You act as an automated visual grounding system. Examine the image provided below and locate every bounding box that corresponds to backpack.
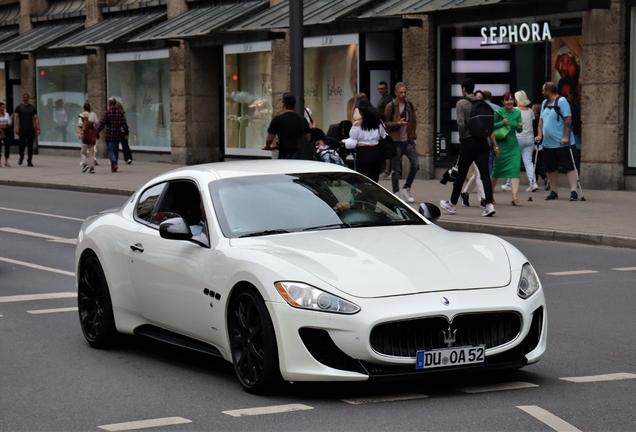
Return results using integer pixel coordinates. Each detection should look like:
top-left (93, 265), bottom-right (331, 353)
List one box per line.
top-left (465, 97), bottom-right (494, 138)
top-left (542, 97), bottom-right (564, 122)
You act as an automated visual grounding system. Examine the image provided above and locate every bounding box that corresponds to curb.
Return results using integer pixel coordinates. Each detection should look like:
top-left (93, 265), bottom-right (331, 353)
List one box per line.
top-left (0, 180), bottom-right (134, 196)
top-left (436, 220), bottom-right (636, 250)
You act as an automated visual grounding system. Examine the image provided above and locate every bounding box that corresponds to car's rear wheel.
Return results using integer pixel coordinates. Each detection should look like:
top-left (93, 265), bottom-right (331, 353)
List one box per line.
top-left (77, 256), bottom-right (118, 348)
top-left (228, 287), bottom-right (281, 394)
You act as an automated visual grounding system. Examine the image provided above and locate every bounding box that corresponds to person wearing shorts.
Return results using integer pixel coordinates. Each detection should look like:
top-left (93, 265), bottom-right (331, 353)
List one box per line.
top-left (535, 82), bottom-right (579, 201)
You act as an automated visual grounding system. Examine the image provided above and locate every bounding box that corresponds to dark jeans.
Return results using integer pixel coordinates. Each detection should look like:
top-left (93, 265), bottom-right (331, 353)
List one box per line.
top-left (120, 139), bottom-right (132, 162)
top-left (391, 141), bottom-right (418, 192)
top-left (107, 141), bottom-right (119, 165)
top-left (451, 137), bottom-right (494, 206)
top-left (18, 129), bottom-right (36, 163)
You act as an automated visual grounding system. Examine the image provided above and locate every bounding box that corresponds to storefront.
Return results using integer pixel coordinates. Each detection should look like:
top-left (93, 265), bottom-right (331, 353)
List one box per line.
top-left (223, 34), bottom-right (359, 157)
top-left (437, 16), bottom-right (583, 164)
top-left (627, 3), bottom-right (636, 173)
top-left (107, 50), bottom-right (171, 151)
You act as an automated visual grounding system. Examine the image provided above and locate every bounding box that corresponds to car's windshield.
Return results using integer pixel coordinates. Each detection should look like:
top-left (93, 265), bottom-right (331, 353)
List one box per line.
top-left (209, 172), bottom-right (426, 238)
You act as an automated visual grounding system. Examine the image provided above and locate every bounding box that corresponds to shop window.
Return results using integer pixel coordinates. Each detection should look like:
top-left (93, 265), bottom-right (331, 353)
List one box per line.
top-left (107, 50), bottom-right (170, 151)
top-left (0, 62), bottom-right (5, 105)
top-left (224, 42), bottom-right (272, 155)
top-left (628, 7), bottom-right (636, 168)
top-left (36, 57), bottom-right (87, 147)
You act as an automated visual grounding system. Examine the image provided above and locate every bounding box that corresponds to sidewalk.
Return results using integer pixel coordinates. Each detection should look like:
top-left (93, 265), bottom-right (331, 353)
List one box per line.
top-left (1, 154), bottom-right (635, 249)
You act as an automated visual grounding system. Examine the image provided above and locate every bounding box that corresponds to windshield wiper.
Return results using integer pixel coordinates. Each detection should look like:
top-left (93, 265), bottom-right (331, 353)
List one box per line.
top-left (347, 220), bottom-right (423, 228)
top-left (302, 223), bottom-right (351, 231)
top-left (239, 229), bottom-right (290, 238)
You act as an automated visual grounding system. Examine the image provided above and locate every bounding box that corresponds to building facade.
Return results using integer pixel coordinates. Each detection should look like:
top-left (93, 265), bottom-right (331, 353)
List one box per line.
top-left (0, 0), bottom-right (633, 190)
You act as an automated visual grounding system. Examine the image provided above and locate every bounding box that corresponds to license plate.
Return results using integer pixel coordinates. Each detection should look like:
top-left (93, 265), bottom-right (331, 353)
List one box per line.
top-left (416, 346), bottom-right (485, 370)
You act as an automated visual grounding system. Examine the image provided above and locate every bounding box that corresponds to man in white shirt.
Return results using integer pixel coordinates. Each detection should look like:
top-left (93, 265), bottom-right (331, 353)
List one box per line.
top-left (0, 102), bottom-right (12, 167)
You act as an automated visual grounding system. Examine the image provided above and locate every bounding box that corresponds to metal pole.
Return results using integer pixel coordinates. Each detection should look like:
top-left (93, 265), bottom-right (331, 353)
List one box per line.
top-left (289, 0), bottom-right (304, 116)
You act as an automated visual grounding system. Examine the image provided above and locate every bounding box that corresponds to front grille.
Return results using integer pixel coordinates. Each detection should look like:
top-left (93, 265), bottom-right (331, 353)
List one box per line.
top-left (370, 312), bottom-right (521, 358)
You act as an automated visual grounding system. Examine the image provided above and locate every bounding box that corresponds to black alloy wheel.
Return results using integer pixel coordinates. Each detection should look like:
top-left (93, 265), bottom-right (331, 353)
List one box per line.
top-left (228, 287), bottom-right (281, 394)
top-left (77, 256), bottom-right (118, 348)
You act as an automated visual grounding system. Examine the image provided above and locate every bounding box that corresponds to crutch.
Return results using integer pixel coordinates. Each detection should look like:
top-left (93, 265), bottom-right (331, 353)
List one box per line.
top-left (567, 123), bottom-right (586, 201)
top-left (528, 144), bottom-right (540, 202)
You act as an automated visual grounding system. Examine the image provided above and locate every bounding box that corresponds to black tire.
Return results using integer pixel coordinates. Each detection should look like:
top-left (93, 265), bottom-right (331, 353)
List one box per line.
top-left (77, 256), bottom-right (118, 348)
top-left (228, 287), bottom-right (282, 394)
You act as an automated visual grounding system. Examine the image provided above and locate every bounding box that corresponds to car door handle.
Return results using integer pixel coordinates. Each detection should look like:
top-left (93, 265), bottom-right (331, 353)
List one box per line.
top-left (130, 243), bottom-right (144, 253)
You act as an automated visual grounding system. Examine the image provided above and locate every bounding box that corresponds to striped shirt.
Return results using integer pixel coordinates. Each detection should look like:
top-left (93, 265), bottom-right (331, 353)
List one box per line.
top-left (97, 107), bottom-right (129, 142)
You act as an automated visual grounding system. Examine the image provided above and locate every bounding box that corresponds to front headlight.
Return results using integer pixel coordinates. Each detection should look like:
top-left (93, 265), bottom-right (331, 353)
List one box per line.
top-left (275, 282), bottom-right (360, 314)
top-left (518, 263), bottom-right (540, 299)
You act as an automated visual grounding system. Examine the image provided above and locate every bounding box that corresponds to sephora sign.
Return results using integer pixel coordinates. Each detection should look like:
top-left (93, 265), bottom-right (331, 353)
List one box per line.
top-left (481, 22), bottom-right (552, 45)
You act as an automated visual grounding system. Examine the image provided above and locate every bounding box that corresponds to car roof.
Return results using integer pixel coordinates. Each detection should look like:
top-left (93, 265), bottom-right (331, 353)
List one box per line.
top-left (156, 160), bottom-right (353, 182)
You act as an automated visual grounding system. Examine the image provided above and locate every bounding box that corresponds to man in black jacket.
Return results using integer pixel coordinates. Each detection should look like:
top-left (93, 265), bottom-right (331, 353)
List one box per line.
top-left (263, 93), bottom-right (310, 159)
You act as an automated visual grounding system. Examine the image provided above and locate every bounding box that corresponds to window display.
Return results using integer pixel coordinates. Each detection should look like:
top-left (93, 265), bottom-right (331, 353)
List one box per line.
top-left (36, 57), bottom-right (87, 147)
top-left (107, 50), bottom-right (170, 150)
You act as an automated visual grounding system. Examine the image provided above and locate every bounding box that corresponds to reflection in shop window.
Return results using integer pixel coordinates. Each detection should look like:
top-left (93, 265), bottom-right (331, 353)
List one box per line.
top-left (225, 51), bottom-right (272, 151)
top-left (107, 50), bottom-right (170, 150)
top-left (36, 58), bottom-right (87, 146)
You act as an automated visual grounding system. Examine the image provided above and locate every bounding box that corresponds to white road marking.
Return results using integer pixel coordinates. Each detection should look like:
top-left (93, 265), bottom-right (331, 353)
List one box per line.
top-left (0, 227), bottom-right (63, 240)
top-left (517, 405), bottom-right (581, 432)
top-left (222, 403), bottom-right (314, 417)
top-left (27, 307), bottom-right (78, 315)
top-left (546, 270), bottom-right (599, 276)
top-left (456, 381), bottom-right (539, 393)
top-left (0, 257), bottom-right (74, 277)
top-left (98, 417), bottom-right (192, 431)
top-left (560, 372), bottom-right (636, 383)
top-left (341, 393), bottom-right (428, 404)
top-left (612, 267), bottom-right (636, 272)
top-left (0, 293), bottom-right (77, 303)
top-left (0, 206), bottom-right (85, 222)
top-left (48, 238), bottom-right (78, 245)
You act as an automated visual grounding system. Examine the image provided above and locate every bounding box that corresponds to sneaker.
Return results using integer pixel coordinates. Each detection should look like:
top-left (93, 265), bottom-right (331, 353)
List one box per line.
top-left (27, 162), bottom-right (34, 167)
top-left (379, 171), bottom-right (389, 179)
top-left (544, 178), bottom-right (550, 190)
top-left (501, 184), bottom-right (512, 192)
top-left (386, 170), bottom-right (393, 180)
top-left (460, 192), bottom-right (470, 207)
top-left (570, 190), bottom-right (578, 201)
top-left (94, 160), bottom-right (99, 166)
top-left (126, 159), bottom-right (132, 165)
top-left (526, 182), bottom-right (539, 192)
top-left (482, 203), bottom-right (496, 217)
top-left (111, 163), bottom-right (118, 173)
top-left (545, 191), bottom-right (559, 200)
top-left (18, 157), bottom-right (23, 165)
top-left (82, 163), bottom-right (89, 172)
top-left (480, 199), bottom-right (486, 209)
top-left (402, 187), bottom-right (414, 203)
top-left (393, 191), bottom-right (399, 197)
top-left (89, 168), bottom-right (95, 174)
top-left (440, 200), bottom-right (457, 214)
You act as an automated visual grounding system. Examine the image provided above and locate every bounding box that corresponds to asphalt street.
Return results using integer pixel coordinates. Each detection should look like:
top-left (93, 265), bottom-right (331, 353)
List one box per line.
top-left (1, 185), bottom-right (635, 431)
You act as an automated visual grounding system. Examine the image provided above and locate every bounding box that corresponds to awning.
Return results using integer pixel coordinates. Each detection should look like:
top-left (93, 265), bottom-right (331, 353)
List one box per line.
top-left (0, 28), bottom-right (19, 45)
top-left (230, 0), bottom-right (376, 31)
top-left (129, 1), bottom-right (268, 42)
top-left (49, 13), bottom-right (166, 48)
top-left (0, 23), bottom-right (84, 53)
top-left (360, 0), bottom-right (503, 17)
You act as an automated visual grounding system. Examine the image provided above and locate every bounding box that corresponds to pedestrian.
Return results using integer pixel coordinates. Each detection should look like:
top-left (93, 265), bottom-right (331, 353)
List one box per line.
top-left (536, 82), bottom-right (579, 201)
top-left (532, 103), bottom-right (549, 190)
top-left (460, 163), bottom-right (486, 208)
top-left (376, 82), bottom-right (393, 180)
top-left (312, 128), bottom-right (343, 165)
top-left (344, 98), bottom-right (385, 182)
top-left (0, 102), bottom-right (13, 167)
top-left (440, 78), bottom-right (496, 217)
top-left (491, 92), bottom-right (524, 206)
top-left (78, 103), bottom-right (99, 166)
top-left (115, 101), bottom-right (133, 164)
top-left (515, 90), bottom-right (538, 192)
top-left (350, 93), bottom-right (368, 126)
top-left (566, 90), bottom-right (582, 170)
top-left (303, 106), bottom-right (317, 129)
top-left (383, 82), bottom-right (418, 203)
top-left (97, 97), bottom-right (129, 173)
top-left (480, 90), bottom-right (501, 182)
top-left (14, 93), bottom-right (40, 167)
top-left (263, 92), bottom-right (310, 159)
top-left (78, 112), bottom-right (98, 173)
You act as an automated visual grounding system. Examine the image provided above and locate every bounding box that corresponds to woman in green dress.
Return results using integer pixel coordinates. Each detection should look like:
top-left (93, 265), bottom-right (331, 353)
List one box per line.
top-left (491, 92), bottom-right (524, 206)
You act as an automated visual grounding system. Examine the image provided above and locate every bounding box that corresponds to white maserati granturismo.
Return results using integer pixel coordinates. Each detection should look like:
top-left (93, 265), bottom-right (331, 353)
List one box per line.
top-left (75, 160), bottom-right (546, 394)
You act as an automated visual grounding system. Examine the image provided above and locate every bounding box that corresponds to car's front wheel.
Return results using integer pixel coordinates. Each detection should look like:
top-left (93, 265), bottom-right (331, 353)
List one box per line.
top-left (77, 256), bottom-right (118, 348)
top-left (228, 287), bottom-right (282, 394)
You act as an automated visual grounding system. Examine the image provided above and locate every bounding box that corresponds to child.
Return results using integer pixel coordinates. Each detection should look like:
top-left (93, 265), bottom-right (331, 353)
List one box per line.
top-left (78, 112), bottom-right (99, 173)
top-left (311, 128), bottom-right (344, 165)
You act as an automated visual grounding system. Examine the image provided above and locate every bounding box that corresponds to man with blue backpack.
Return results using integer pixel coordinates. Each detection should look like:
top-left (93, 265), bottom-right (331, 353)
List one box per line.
top-left (441, 78), bottom-right (497, 217)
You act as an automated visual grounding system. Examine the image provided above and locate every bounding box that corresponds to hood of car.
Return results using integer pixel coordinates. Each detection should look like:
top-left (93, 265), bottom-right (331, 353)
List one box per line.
top-left (231, 226), bottom-right (511, 298)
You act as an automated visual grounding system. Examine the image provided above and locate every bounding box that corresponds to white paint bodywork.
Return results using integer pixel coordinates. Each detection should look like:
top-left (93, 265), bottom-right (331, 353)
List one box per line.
top-left (76, 160), bottom-right (547, 382)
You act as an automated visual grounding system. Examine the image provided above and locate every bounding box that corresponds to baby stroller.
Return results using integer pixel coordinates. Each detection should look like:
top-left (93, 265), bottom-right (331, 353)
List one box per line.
top-left (310, 128), bottom-right (345, 166)
top-left (326, 120), bottom-right (354, 169)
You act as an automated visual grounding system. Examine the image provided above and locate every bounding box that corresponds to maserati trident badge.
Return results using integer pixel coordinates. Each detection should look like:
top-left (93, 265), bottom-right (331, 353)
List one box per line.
top-left (442, 326), bottom-right (457, 347)
top-left (441, 296), bottom-right (450, 306)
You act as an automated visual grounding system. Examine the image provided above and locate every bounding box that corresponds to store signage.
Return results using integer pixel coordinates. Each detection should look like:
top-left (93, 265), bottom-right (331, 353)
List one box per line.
top-left (481, 22), bottom-right (552, 45)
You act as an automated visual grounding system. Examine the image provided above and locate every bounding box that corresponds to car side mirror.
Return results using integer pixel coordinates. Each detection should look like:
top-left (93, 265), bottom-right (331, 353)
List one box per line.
top-left (418, 202), bottom-right (441, 223)
top-left (159, 217), bottom-right (192, 240)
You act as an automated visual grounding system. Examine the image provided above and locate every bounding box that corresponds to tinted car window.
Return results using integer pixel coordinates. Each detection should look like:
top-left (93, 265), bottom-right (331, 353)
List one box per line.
top-left (135, 183), bottom-right (167, 224)
top-left (209, 172), bottom-right (425, 238)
